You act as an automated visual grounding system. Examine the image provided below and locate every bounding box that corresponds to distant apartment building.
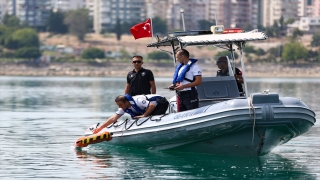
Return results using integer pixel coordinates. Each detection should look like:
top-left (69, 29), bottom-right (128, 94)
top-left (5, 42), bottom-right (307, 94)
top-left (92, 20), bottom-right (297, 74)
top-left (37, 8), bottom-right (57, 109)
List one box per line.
top-left (298, 0), bottom-right (320, 17)
top-left (229, 0), bottom-right (252, 28)
top-left (0, 0), bottom-right (9, 22)
top-left (315, 0), bottom-right (320, 17)
top-left (84, 0), bottom-right (94, 17)
top-left (262, 0), bottom-right (300, 27)
top-left (306, 0), bottom-right (320, 17)
top-left (251, 0), bottom-right (261, 29)
top-left (6, 0), bottom-right (51, 28)
top-left (300, 17), bottom-right (320, 32)
top-left (206, 0), bottom-right (260, 30)
top-left (51, 0), bottom-right (85, 12)
top-left (166, 0), bottom-right (207, 31)
top-left (145, 0), bottom-right (169, 20)
top-left (93, 0), bottom-right (146, 33)
top-left (298, 0), bottom-right (307, 17)
top-left (206, 0), bottom-right (227, 27)
top-left (288, 17), bottom-right (320, 34)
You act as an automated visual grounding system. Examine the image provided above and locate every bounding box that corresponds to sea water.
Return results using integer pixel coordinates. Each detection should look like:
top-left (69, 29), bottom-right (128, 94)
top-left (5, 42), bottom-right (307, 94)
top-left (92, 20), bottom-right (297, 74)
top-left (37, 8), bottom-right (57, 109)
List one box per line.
top-left (0, 76), bottom-right (319, 179)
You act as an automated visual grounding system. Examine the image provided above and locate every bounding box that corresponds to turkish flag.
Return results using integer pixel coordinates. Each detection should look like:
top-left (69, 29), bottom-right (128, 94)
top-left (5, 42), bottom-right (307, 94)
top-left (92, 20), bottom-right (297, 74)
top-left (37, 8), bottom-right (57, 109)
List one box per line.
top-left (130, 19), bottom-right (152, 39)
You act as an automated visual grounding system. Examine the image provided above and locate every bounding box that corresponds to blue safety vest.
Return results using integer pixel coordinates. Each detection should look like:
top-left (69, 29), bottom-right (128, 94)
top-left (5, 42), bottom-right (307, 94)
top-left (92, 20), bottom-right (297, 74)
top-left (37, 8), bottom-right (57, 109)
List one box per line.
top-left (172, 58), bottom-right (198, 84)
top-left (124, 94), bottom-right (162, 118)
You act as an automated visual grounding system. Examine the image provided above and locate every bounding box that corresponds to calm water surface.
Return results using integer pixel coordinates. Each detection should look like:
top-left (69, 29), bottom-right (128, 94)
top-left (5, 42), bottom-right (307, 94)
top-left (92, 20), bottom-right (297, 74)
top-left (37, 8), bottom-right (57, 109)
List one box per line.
top-left (0, 76), bottom-right (319, 179)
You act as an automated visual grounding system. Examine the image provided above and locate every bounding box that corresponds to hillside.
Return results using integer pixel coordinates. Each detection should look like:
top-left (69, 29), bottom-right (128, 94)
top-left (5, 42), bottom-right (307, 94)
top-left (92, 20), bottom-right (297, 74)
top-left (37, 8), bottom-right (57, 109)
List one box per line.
top-left (39, 32), bottom-right (314, 61)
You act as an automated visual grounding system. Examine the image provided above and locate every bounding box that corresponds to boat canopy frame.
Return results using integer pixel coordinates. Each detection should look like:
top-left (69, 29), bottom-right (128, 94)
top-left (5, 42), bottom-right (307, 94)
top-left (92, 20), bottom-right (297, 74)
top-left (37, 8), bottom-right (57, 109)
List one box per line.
top-left (147, 30), bottom-right (268, 98)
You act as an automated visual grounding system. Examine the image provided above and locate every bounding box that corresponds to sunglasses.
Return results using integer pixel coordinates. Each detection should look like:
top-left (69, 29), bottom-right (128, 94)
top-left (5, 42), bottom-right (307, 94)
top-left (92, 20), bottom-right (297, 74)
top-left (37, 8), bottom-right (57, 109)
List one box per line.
top-left (216, 61), bottom-right (226, 65)
top-left (132, 61), bottom-right (142, 64)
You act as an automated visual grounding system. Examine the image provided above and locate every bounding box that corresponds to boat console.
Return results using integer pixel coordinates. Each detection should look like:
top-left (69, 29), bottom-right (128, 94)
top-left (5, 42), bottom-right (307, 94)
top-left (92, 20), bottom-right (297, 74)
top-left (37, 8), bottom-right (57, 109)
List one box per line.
top-left (197, 76), bottom-right (242, 107)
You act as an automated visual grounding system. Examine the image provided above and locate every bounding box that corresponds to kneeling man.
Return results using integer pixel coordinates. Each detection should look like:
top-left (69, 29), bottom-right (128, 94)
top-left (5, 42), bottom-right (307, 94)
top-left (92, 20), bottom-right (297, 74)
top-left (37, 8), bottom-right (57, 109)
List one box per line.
top-left (93, 94), bottom-right (169, 134)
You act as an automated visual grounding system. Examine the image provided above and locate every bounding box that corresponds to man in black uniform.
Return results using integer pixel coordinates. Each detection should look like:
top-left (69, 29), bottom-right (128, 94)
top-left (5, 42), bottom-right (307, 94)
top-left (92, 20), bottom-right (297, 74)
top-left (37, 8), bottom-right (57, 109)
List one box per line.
top-left (125, 55), bottom-right (156, 96)
top-left (216, 56), bottom-right (244, 93)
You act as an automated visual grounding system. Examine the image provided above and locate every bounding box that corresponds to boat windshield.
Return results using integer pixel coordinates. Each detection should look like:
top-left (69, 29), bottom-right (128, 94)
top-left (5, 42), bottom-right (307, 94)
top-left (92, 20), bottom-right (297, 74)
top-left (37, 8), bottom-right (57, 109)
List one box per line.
top-left (214, 55), bottom-right (235, 77)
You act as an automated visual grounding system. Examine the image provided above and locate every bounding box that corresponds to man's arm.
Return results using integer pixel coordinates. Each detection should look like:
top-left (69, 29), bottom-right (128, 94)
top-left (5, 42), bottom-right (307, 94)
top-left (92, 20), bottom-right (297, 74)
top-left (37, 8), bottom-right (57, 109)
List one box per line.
top-left (150, 81), bottom-right (156, 94)
top-left (124, 84), bottom-right (130, 94)
top-left (175, 76), bottom-right (202, 91)
top-left (93, 114), bottom-right (121, 134)
top-left (134, 103), bottom-right (157, 118)
top-left (234, 68), bottom-right (244, 84)
top-left (148, 70), bottom-right (156, 94)
top-left (234, 74), bottom-right (244, 84)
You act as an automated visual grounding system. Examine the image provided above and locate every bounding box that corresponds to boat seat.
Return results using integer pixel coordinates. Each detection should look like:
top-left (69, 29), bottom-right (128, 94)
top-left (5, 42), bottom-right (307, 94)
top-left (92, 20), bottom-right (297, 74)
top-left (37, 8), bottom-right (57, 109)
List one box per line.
top-left (196, 76), bottom-right (241, 107)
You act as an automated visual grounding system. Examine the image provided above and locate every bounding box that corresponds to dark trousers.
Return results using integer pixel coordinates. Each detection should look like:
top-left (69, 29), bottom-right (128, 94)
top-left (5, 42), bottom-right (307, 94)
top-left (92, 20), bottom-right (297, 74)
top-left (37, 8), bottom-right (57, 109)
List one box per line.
top-left (177, 90), bottom-right (199, 112)
top-left (150, 97), bottom-right (169, 115)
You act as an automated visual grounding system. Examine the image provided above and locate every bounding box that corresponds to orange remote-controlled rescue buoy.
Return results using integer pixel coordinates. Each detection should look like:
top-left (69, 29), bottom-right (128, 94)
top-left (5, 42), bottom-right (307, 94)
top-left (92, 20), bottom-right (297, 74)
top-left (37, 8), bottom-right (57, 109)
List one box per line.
top-left (75, 131), bottom-right (112, 147)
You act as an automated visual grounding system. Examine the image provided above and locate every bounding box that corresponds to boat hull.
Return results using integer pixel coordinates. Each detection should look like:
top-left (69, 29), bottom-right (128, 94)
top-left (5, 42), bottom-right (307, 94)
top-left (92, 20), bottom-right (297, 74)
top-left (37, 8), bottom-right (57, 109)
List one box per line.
top-left (90, 97), bottom-right (316, 156)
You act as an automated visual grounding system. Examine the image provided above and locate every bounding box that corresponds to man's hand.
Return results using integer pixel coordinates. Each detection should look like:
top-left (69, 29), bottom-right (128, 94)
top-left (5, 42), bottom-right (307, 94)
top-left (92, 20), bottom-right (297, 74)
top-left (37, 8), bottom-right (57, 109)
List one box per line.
top-left (168, 84), bottom-right (176, 91)
top-left (134, 115), bottom-right (146, 119)
top-left (174, 83), bottom-right (184, 91)
top-left (92, 128), bottom-right (101, 134)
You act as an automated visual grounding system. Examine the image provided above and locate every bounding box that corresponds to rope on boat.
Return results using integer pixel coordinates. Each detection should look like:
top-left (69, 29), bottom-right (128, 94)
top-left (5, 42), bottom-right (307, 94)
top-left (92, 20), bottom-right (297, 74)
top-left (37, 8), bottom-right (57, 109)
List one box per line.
top-left (249, 97), bottom-right (265, 149)
top-left (150, 113), bottom-right (169, 121)
top-left (136, 116), bottom-right (152, 126)
top-left (105, 113), bottom-right (169, 130)
top-left (249, 98), bottom-right (256, 147)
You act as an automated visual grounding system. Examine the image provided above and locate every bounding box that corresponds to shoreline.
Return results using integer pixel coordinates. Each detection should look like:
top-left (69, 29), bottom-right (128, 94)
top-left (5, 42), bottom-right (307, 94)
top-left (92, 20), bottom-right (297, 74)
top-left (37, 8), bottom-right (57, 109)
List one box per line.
top-left (1, 61), bottom-right (320, 78)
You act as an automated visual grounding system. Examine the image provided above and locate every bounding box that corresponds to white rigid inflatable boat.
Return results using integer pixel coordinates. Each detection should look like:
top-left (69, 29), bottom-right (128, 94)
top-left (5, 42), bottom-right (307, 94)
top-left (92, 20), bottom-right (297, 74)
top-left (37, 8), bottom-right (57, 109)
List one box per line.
top-left (80, 27), bottom-right (316, 156)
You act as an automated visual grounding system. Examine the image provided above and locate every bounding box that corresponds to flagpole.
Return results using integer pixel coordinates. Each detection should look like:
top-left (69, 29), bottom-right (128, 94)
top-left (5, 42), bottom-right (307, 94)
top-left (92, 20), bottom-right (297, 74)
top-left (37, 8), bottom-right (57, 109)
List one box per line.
top-left (150, 17), bottom-right (154, 43)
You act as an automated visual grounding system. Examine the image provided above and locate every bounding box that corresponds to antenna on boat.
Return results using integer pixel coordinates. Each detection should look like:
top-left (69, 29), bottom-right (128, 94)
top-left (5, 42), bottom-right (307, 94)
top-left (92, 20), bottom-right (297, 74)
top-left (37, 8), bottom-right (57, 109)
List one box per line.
top-left (180, 8), bottom-right (186, 31)
top-left (214, 11), bottom-right (217, 25)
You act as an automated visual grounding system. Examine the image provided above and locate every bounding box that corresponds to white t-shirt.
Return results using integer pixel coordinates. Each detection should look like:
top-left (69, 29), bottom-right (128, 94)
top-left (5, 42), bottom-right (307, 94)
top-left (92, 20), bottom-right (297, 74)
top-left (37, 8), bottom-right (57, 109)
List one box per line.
top-left (116, 94), bottom-right (159, 116)
top-left (177, 63), bottom-right (202, 91)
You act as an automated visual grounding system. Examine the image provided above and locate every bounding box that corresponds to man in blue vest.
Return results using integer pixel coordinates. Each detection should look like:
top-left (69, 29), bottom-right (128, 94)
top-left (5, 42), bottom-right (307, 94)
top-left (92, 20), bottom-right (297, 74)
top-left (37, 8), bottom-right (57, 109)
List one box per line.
top-left (168, 49), bottom-right (202, 112)
top-left (93, 94), bottom-right (168, 134)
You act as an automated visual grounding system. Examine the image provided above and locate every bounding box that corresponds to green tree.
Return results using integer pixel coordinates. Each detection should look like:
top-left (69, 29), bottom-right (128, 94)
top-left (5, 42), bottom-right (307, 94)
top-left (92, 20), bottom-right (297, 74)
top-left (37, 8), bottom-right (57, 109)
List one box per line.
top-left (121, 21), bottom-right (134, 34)
top-left (279, 16), bottom-right (286, 36)
top-left (119, 47), bottom-right (131, 59)
top-left (215, 51), bottom-right (239, 59)
top-left (257, 24), bottom-right (265, 31)
top-left (4, 28), bottom-right (39, 49)
top-left (265, 27), bottom-right (274, 37)
top-left (256, 48), bottom-right (266, 56)
top-left (272, 20), bottom-right (280, 37)
top-left (307, 50), bottom-right (319, 62)
top-left (15, 47), bottom-right (41, 58)
top-left (285, 18), bottom-right (295, 25)
top-left (242, 23), bottom-right (253, 32)
top-left (64, 9), bottom-right (90, 41)
top-left (81, 47), bottom-right (105, 59)
top-left (268, 46), bottom-right (280, 58)
top-left (282, 42), bottom-right (308, 63)
top-left (0, 25), bottom-right (11, 45)
top-left (114, 18), bottom-right (122, 41)
top-left (244, 45), bottom-right (256, 54)
top-left (2, 14), bottom-right (20, 28)
top-left (289, 28), bottom-right (304, 42)
top-left (147, 51), bottom-right (171, 61)
top-left (152, 17), bottom-right (167, 35)
top-left (47, 11), bottom-right (68, 34)
top-left (311, 31), bottom-right (320, 47)
top-left (198, 20), bottom-right (215, 31)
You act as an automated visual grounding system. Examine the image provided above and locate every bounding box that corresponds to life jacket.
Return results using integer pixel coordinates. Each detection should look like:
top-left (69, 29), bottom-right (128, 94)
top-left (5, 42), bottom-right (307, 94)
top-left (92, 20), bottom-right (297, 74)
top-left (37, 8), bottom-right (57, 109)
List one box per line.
top-left (124, 94), bottom-right (162, 118)
top-left (172, 58), bottom-right (198, 84)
